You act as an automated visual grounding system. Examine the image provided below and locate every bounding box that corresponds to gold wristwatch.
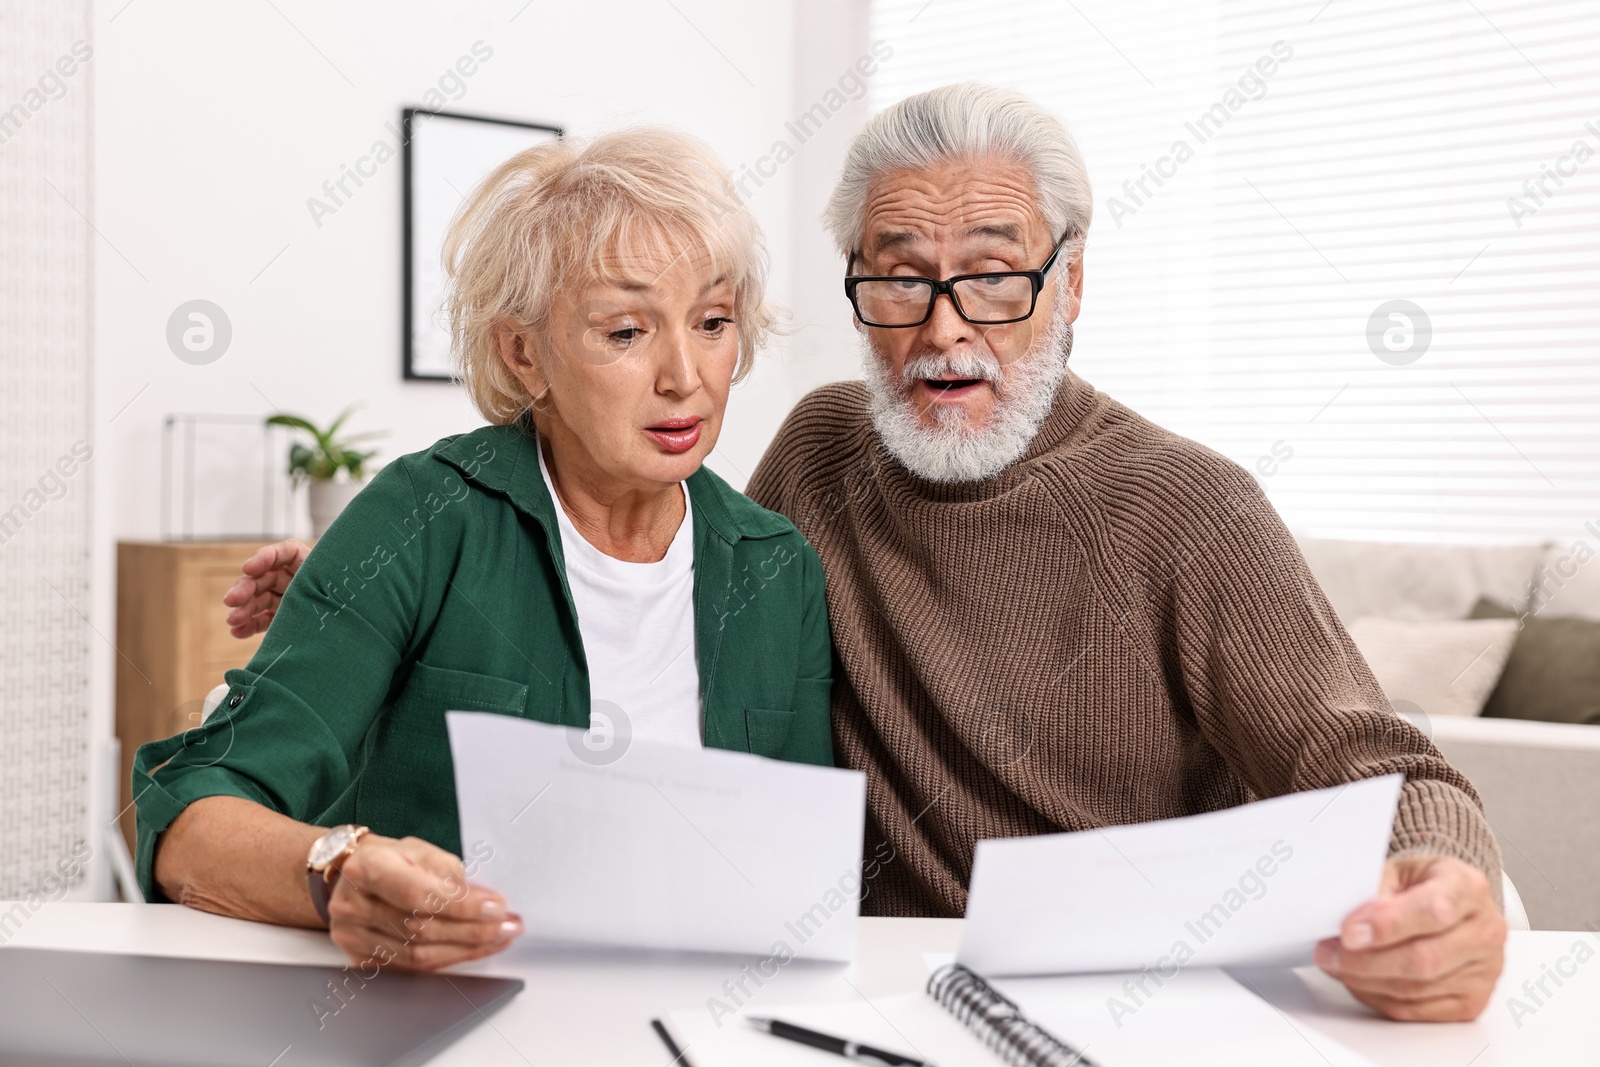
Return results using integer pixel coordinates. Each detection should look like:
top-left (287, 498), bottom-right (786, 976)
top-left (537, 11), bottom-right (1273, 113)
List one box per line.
top-left (306, 824), bottom-right (369, 925)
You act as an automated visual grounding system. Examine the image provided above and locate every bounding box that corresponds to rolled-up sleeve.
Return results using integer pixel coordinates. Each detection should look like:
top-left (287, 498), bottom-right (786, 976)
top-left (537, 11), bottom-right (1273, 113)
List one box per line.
top-left (132, 460), bottom-right (430, 901)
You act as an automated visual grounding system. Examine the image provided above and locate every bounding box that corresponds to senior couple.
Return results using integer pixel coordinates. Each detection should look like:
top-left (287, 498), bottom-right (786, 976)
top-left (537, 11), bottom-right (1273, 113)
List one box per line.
top-left (135, 83), bottom-right (1506, 1021)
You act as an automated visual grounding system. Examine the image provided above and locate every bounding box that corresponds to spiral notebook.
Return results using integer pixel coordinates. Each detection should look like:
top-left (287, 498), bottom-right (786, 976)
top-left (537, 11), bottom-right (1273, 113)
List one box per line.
top-left (925, 963), bottom-right (1096, 1065)
top-left (659, 961), bottom-right (1376, 1067)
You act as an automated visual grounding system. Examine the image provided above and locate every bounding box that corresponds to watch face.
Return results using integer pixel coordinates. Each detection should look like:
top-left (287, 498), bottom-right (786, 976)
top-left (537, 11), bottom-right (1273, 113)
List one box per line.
top-left (309, 825), bottom-right (356, 868)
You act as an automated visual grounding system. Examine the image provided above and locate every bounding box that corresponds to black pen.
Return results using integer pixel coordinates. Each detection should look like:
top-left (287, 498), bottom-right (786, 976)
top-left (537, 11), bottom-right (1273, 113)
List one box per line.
top-left (650, 1018), bottom-right (695, 1067)
top-left (747, 1016), bottom-right (934, 1067)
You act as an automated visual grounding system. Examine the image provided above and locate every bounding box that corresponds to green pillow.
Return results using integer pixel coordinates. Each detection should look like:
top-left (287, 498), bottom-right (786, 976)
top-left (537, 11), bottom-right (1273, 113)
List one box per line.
top-left (1469, 598), bottom-right (1600, 725)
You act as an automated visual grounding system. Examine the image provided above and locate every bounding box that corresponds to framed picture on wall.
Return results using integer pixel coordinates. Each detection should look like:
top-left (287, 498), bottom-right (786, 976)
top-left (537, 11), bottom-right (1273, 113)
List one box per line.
top-left (403, 108), bottom-right (562, 381)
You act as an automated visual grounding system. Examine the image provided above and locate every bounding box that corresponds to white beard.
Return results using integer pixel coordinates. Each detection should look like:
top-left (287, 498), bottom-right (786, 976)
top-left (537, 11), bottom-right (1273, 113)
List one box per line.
top-left (860, 305), bottom-right (1074, 484)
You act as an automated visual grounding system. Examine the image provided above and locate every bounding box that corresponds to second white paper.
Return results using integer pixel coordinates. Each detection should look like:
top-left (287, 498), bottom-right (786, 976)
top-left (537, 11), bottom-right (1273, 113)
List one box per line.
top-left (447, 711), bottom-right (867, 961)
top-left (959, 774), bottom-right (1403, 976)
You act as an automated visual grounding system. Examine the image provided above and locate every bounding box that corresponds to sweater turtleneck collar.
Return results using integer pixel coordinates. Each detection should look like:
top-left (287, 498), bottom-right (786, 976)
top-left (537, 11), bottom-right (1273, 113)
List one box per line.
top-left (870, 368), bottom-right (1103, 505)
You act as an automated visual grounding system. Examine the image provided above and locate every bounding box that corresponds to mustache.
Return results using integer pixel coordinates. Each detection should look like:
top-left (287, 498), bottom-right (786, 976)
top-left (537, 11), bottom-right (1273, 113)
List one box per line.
top-left (900, 350), bottom-right (1004, 384)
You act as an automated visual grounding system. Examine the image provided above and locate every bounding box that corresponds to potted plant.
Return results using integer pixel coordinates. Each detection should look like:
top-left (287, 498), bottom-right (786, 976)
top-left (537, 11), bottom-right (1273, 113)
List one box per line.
top-left (266, 406), bottom-right (385, 537)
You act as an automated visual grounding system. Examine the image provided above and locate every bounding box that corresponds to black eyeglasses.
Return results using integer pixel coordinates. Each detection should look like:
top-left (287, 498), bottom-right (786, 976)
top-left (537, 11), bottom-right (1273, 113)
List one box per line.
top-left (843, 232), bottom-right (1077, 328)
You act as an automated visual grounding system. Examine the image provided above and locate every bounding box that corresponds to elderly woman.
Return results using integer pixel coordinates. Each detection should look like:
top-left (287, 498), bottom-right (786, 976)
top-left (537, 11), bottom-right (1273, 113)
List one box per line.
top-left (135, 129), bottom-right (832, 972)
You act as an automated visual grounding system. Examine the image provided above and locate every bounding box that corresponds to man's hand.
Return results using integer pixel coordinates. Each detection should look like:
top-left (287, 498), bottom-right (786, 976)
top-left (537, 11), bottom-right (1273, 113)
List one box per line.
top-left (326, 835), bottom-right (521, 972)
top-left (1315, 855), bottom-right (1506, 1021)
top-left (223, 539), bottom-right (311, 638)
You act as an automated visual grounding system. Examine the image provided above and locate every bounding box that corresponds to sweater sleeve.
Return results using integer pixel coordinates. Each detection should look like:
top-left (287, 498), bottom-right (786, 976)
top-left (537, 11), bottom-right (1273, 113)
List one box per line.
top-left (130, 459), bottom-right (431, 901)
top-left (1160, 458), bottom-right (1503, 902)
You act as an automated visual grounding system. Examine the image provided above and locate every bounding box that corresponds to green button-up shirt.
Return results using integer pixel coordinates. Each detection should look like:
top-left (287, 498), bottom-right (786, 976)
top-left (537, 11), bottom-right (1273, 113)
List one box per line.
top-left (132, 423), bottom-right (834, 902)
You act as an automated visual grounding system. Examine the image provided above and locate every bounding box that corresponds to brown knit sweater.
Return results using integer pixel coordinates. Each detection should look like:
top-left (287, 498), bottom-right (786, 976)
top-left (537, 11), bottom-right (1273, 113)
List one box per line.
top-left (746, 372), bottom-right (1502, 918)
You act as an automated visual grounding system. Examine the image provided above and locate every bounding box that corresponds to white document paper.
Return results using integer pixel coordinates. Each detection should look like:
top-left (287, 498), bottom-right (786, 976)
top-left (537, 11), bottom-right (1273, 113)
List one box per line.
top-left (959, 775), bottom-right (1403, 976)
top-left (446, 711), bottom-right (867, 961)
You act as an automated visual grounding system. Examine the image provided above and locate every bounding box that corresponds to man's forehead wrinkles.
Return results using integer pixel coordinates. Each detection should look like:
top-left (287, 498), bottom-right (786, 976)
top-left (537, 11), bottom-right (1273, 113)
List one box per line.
top-left (865, 192), bottom-right (1036, 222)
top-left (865, 165), bottom-right (1036, 206)
top-left (862, 180), bottom-right (1043, 255)
top-left (865, 212), bottom-right (1035, 256)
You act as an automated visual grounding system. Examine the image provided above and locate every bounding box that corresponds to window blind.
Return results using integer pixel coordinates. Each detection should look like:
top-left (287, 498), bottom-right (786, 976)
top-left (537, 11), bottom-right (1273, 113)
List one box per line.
top-left (869, 0), bottom-right (1600, 544)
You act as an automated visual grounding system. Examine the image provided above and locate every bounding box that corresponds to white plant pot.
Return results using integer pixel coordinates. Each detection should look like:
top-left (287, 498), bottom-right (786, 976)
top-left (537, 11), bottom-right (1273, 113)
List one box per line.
top-left (308, 478), bottom-right (366, 538)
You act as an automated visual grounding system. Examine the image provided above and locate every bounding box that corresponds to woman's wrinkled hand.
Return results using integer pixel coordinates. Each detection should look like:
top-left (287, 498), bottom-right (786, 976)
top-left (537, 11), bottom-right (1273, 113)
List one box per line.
top-left (325, 834), bottom-right (522, 973)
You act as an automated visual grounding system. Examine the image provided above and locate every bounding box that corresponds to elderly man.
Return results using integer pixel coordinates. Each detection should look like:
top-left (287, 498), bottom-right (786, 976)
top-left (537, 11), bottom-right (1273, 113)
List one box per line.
top-left (226, 84), bottom-right (1504, 1022)
top-left (744, 83), bottom-right (1505, 1023)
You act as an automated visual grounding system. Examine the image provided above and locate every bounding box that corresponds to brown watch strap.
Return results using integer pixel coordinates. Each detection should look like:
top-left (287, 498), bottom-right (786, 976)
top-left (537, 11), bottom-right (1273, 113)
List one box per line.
top-left (306, 826), bottom-right (367, 926)
top-left (308, 864), bottom-right (334, 926)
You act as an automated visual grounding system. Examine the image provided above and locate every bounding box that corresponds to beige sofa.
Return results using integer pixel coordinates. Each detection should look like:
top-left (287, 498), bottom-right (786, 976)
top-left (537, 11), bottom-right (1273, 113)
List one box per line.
top-left (1296, 534), bottom-right (1600, 931)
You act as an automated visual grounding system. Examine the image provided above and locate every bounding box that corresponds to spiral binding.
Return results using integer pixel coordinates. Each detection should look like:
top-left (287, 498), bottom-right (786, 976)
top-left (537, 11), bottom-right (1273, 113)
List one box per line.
top-left (926, 963), bottom-right (1097, 1067)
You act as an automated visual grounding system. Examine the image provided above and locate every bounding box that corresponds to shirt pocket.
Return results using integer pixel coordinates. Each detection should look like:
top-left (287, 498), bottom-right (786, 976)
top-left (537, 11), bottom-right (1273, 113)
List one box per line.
top-left (401, 661), bottom-right (529, 715)
top-left (744, 705), bottom-right (796, 758)
top-left (354, 663), bottom-right (530, 848)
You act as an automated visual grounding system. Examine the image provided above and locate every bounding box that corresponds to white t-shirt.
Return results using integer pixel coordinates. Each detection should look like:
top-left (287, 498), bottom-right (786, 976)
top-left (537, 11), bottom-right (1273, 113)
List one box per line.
top-left (537, 446), bottom-right (702, 748)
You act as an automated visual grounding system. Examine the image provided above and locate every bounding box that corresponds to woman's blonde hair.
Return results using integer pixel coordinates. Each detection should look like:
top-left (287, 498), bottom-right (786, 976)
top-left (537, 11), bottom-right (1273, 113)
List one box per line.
top-left (442, 127), bottom-right (775, 424)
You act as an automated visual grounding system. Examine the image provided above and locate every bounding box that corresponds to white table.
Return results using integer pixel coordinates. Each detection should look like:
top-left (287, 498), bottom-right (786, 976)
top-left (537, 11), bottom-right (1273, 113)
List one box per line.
top-left (3, 903), bottom-right (1595, 1065)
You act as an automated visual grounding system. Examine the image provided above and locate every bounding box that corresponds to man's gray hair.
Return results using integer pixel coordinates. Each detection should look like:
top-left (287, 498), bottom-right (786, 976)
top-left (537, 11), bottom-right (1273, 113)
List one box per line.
top-left (823, 83), bottom-right (1093, 258)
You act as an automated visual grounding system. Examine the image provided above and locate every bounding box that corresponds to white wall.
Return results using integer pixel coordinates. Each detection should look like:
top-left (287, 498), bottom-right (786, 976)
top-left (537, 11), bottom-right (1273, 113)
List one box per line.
top-left (86, 0), bottom-right (880, 897)
top-left (785, 0), bottom-right (877, 395)
top-left (95, 0), bottom-right (837, 544)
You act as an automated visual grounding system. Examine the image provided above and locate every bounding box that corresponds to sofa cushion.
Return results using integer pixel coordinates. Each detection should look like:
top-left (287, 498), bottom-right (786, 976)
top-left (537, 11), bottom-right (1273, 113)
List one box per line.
top-left (1346, 616), bottom-right (1520, 718)
top-left (1528, 538), bottom-right (1600, 621)
top-left (1469, 598), bottom-right (1600, 725)
top-left (1295, 536), bottom-right (1548, 623)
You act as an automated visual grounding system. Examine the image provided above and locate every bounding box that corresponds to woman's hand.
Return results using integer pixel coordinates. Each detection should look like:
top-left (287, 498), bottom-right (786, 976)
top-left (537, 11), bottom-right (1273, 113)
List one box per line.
top-left (326, 834), bottom-right (522, 972)
top-left (223, 539), bottom-right (311, 637)
top-left (154, 799), bottom-right (516, 972)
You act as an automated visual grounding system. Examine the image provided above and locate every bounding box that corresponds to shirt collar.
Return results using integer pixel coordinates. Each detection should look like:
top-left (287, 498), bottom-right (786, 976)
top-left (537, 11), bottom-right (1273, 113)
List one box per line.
top-left (435, 420), bottom-right (792, 545)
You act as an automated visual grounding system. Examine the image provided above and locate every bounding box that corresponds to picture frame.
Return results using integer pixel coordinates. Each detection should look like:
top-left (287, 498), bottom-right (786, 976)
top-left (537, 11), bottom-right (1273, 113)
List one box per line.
top-left (402, 108), bottom-right (563, 381)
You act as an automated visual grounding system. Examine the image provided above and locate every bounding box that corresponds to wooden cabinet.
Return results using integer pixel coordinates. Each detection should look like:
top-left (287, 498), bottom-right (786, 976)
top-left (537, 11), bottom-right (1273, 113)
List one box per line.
top-left (114, 540), bottom-right (275, 851)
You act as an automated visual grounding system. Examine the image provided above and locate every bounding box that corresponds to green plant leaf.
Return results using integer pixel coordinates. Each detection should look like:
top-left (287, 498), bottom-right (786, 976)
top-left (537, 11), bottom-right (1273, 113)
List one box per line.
top-left (269, 406), bottom-right (383, 481)
top-left (343, 448), bottom-right (378, 480)
top-left (285, 442), bottom-right (315, 486)
top-left (265, 414), bottom-right (320, 435)
top-left (324, 404), bottom-right (359, 441)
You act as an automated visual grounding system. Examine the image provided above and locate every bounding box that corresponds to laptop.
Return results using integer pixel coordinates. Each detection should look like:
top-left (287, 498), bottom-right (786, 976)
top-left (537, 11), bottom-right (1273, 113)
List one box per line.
top-left (0, 947), bottom-right (524, 1066)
